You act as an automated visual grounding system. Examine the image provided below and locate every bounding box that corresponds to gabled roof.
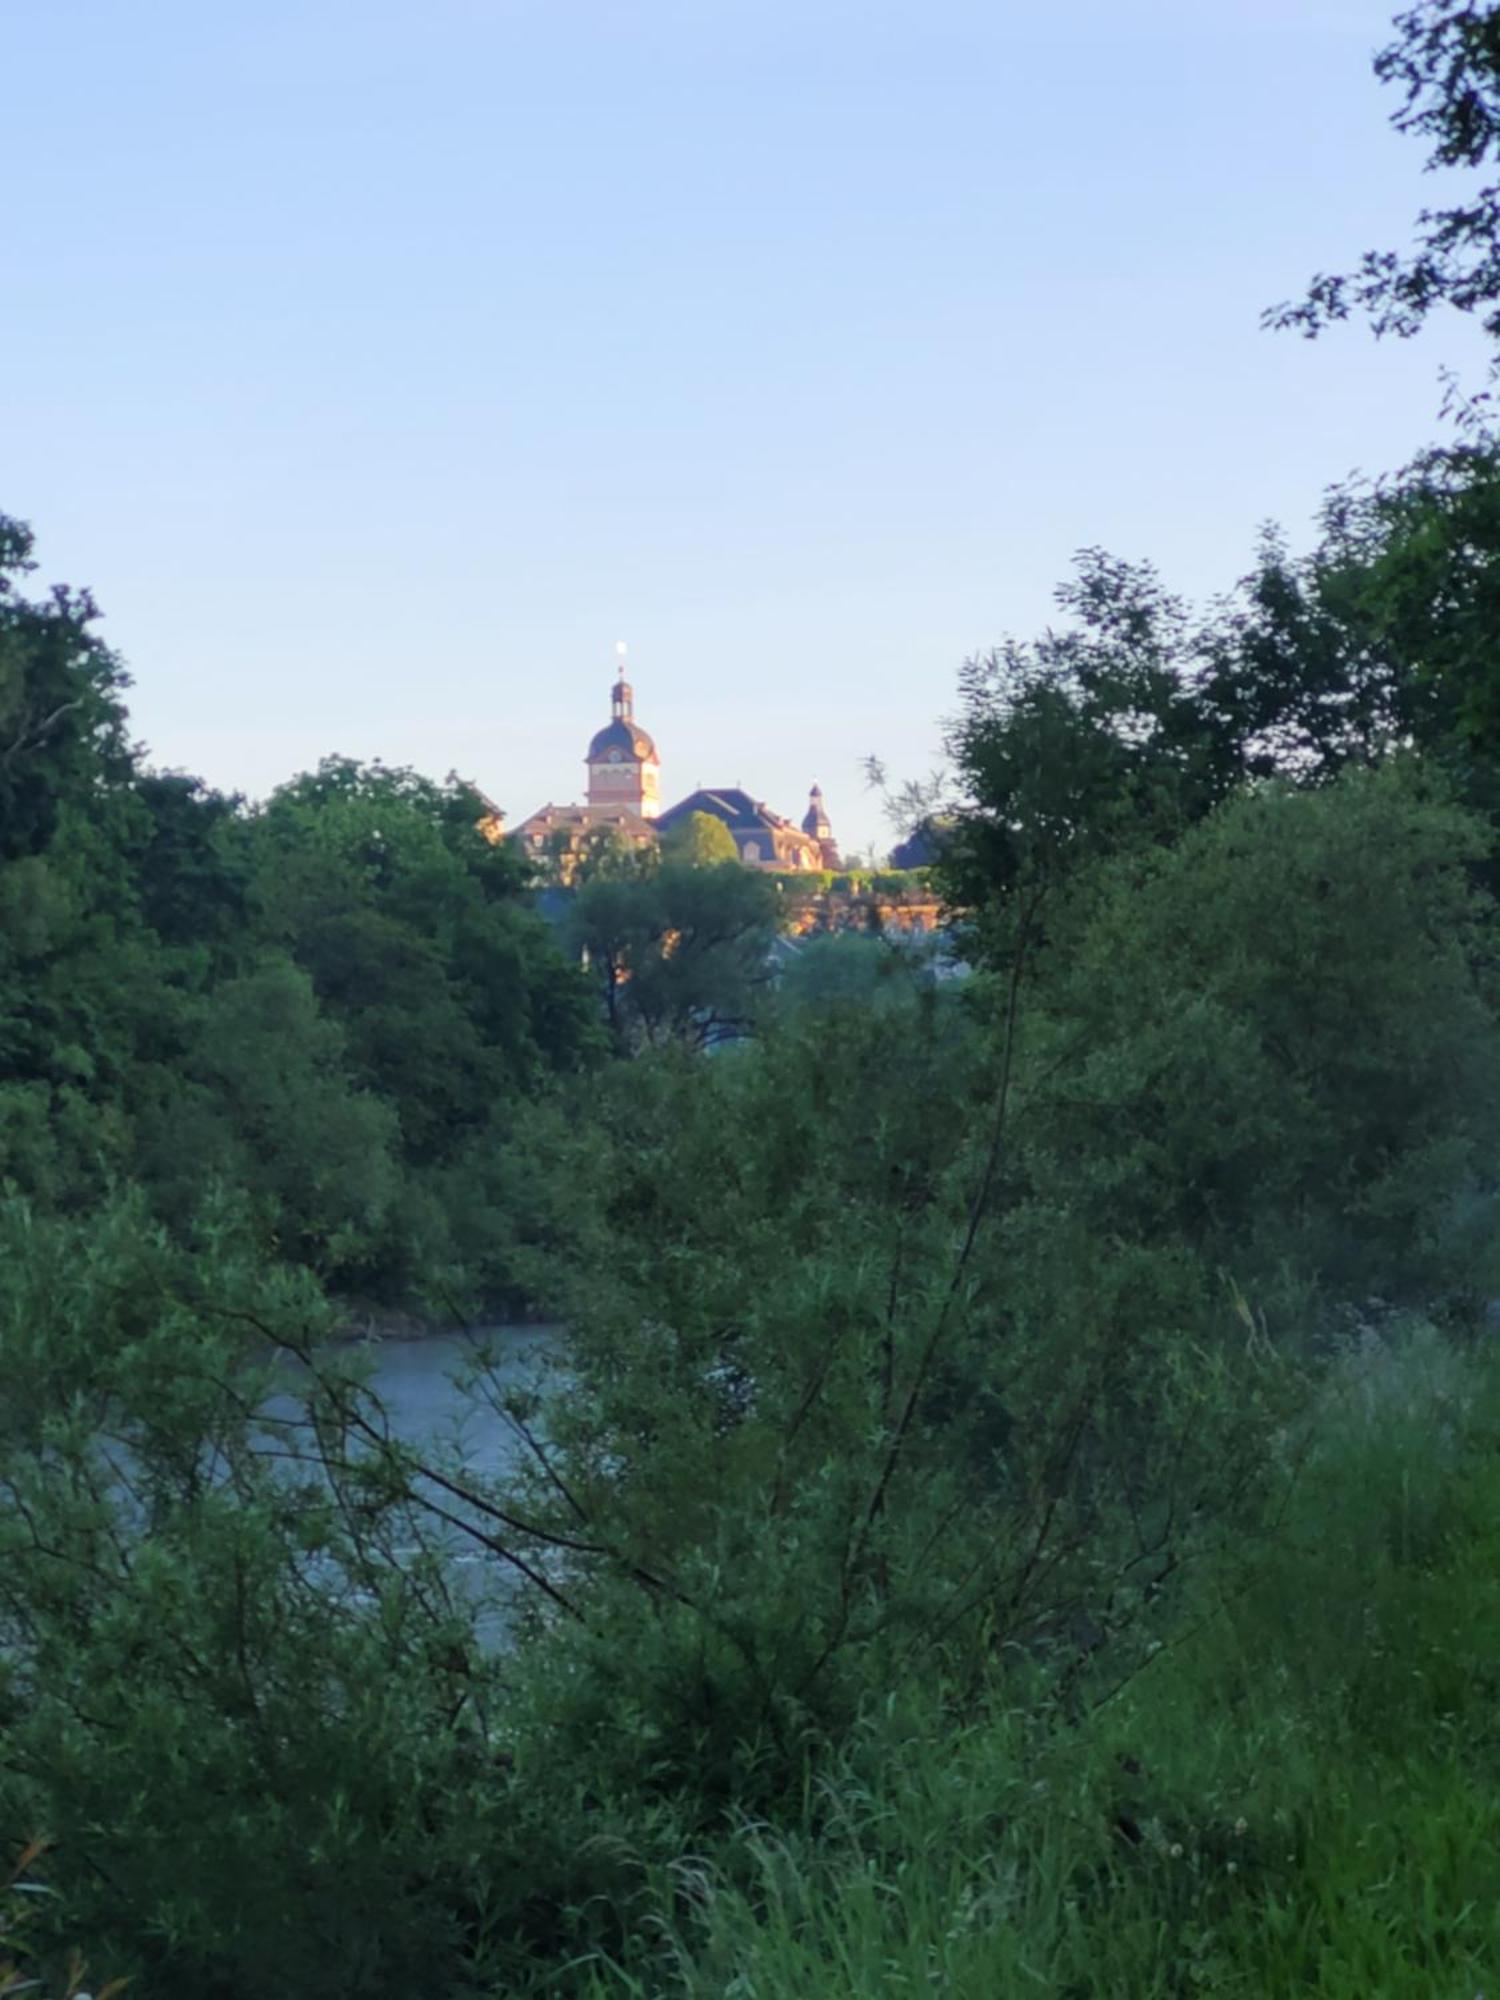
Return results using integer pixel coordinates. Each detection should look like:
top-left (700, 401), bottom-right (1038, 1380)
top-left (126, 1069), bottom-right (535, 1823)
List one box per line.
top-left (657, 788), bottom-right (799, 836)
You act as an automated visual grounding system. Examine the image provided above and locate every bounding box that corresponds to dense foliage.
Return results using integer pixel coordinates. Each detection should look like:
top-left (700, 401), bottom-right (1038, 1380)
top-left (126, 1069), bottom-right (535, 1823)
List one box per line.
top-left (0, 523), bottom-right (600, 1307)
top-left (8, 469), bottom-right (1500, 1992)
top-left (12, 13), bottom-right (1500, 1988)
top-left (567, 857), bottom-right (780, 1050)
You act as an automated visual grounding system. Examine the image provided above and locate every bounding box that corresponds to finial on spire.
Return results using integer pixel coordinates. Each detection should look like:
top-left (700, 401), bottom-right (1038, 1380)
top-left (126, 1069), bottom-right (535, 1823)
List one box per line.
top-left (610, 642), bottom-right (634, 722)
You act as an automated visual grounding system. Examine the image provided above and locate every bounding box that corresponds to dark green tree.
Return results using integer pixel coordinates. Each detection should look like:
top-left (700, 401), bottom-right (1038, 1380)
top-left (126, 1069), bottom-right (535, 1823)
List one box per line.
top-left (132, 957), bottom-right (401, 1276)
top-left (1019, 762), bottom-right (1500, 1306)
top-left (248, 758), bottom-right (598, 1162)
top-left (1193, 442), bottom-right (1500, 788)
top-left (0, 517), bottom-right (164, 1207)
top-left (1290, 443), bottom-right (1500, 765)
top-left (0, 516), bottom-right (134, 861)
top-left (936, 551), bottom-right (1235, 941)
top-left (126, 771), bottom-right (251, 959)
top-left (568, 861), bottom-right (780, 1048)
top-left (935, 463), bottom-right (1500, 945)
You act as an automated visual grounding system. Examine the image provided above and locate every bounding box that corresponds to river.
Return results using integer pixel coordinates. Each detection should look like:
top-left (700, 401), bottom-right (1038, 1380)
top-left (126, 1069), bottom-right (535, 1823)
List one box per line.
top-left (350, 1322), bottom-right (562, 1465)
top-left (254, 1322), bottom-right (567, 1640)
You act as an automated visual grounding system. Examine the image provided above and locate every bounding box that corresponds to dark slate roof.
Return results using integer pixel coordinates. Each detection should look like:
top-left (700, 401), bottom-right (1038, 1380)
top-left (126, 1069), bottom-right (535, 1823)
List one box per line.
top-left (802, 786), bottom-right (831, 838)
top-left (586, 718), bottom-right (658, 761)
top-left (657, 787), bottom-right (787, 835)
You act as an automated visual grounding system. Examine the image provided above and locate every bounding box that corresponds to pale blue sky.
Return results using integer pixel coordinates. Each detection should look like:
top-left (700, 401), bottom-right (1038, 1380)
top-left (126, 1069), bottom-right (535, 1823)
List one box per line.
top-left (7, 0), bottom-right (1488, 857)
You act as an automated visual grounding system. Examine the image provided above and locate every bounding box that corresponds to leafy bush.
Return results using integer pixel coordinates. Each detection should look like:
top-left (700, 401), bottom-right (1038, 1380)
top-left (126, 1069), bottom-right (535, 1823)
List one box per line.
top-left (1017, 764), bottom-right (1500, 1313)
top-left (568, 1322), bottom-right (1500, 1999)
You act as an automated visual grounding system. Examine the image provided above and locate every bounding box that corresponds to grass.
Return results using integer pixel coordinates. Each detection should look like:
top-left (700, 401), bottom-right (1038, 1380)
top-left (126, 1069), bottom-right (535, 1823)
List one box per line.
top-left (565, 1323), bottom-right (1500, 1998)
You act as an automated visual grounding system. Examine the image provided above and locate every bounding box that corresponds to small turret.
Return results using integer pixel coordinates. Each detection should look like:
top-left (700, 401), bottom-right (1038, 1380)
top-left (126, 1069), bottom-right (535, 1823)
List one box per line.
top-left (802, 783), bottom-right (840, 866)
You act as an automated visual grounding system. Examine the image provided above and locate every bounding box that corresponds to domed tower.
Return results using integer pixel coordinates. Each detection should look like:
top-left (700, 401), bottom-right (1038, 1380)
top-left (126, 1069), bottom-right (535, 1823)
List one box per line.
top-left (802, 783), bottom-right (840, 867)
top-left (586, 644), bottom-right (660, 819)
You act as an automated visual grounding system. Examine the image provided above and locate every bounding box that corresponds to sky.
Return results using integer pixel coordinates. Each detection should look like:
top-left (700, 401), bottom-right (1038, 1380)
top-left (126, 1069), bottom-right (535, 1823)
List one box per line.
top-left (6, 0), bottom-right (1492, 859)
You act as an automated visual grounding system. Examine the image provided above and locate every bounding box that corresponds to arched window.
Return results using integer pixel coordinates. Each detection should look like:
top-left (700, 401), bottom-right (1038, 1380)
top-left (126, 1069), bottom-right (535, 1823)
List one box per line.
top-left (742, 840), bottom-right (760, 863)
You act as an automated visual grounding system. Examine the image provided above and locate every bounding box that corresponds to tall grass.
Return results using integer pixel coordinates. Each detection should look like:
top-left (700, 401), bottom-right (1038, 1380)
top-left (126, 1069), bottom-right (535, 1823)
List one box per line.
top-left (569, 1322), bottom-right (1500, 1998)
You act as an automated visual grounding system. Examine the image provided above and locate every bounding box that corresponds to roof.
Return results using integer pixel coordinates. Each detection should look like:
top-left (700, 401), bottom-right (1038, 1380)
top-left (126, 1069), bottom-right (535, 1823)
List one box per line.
top-left (657, 788), bottom-right (796, 836)
top-left (512, 802), bottom-right (656, 842)
top-left (802, 788), bottom-right (832, 838)
top-left (587, 717), bottom-right (658, 762)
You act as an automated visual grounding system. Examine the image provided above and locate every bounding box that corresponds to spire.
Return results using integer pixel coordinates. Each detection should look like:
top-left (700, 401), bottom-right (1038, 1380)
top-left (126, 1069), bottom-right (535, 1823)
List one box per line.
top-left (611, 639), bottom-right (633, 721)
top-left (587, 642), bottom-right (660, 817)
top-left (803, 783), bottom-right (839, 864)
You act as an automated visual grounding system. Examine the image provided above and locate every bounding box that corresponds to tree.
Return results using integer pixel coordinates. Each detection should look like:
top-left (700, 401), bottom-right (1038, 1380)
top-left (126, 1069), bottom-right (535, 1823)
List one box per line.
top-left (775, 931), bottom-right (935, 1013)
top-left (0, 520), bottom-right (167, 1208)
top-left (126, 771), bottom-right (251, 958)
top-left (132, 957), bottom-right (402, 1278)
top-left (0, 1196), bottom-right (516, 1997)
top-left (936, 551), bottom-right (1236, 942)
top-left (546, 820), bottom-right (653, 887)
top-left (1295, 442), bottom-right (1500, 765)
top-left (1197, 442), bottom-right (1500, 787)
top-left (248, 758), bottom-right (599, 1158)
top-left (0, 515), bottom-right (134, 861)
top-left (661, 809), bottom-right (738, 867)
top-left (1269, 2), bottom-right (1500, 347)
top-left (887, 818), bottom-right (946, 869)
top-left (1018, 763), bottom-right (1500, 1306)
top-left (933, 472), bottom-right (1500, 948)
top-left (567, 861), bottom-right (780, 1048)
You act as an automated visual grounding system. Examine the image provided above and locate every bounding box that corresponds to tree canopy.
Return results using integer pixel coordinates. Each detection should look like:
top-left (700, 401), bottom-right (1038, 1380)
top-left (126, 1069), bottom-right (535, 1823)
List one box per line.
top-left (567, 859), bottom-right (780, 1049)
top-left (661, 808), bottom-right (740, 867)
top-left (0, 534), bottom-right (602, 1304)
top-left (1269, 2), bottom-right (1500, 346)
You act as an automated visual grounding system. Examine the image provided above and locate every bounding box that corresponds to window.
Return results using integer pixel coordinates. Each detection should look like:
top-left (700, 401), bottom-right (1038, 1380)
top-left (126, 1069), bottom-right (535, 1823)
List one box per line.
top-left (742, 840), bottom-right (760, 862)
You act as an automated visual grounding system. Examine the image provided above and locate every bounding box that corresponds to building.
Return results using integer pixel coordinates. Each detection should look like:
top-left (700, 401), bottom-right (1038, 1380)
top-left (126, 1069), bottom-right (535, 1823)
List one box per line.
top-left (510, 649), bottom-right (837, 877)
top-left (654, 787), bottom-right (823, 870)
top-left (507, 801), bottom-right (657, 882)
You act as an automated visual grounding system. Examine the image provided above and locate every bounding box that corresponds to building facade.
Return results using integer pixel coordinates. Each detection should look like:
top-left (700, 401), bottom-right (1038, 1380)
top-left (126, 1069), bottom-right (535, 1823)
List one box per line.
top-left (654, 787), bottom-right (823, 871)
top-left (508, 801), bottom-right (657, 882)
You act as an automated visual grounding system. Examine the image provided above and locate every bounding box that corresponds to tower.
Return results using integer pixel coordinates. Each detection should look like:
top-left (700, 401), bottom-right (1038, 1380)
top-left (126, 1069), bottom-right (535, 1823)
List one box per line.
top-left (585, 643), bottom-right (660, 818)
top-left (802, 783), bottom-right (840, 867)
